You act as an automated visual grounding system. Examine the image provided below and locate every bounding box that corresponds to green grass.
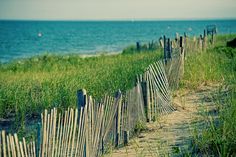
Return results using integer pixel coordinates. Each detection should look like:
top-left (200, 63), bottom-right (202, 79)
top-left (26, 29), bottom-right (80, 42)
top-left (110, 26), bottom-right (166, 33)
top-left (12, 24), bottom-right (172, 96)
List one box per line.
top-left (122, 42), bottom-right (161, 54)
top-left (181, 34), bottom-right (236, 156)
top-left (213, 34), bottom-right (236, 47)
top-left (182, 46), bottom-right (236, 89)
top-left (0, 51), bottom-right (161, 129)
top-left (182, 35), bottom-right (236, 89)
top-left (193, 93), bottom-right (236, 156)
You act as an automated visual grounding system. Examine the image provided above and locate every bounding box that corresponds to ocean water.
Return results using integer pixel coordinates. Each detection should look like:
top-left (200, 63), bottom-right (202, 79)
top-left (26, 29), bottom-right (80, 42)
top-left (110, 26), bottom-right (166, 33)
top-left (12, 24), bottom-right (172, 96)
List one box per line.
top-left (0, 20), bottom-right (236, 62)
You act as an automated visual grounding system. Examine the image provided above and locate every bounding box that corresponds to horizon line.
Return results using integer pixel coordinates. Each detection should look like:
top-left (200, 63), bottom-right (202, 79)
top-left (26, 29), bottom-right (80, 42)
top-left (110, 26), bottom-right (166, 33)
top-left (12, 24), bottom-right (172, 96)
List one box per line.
top-left (0, 17), bottom-right (236, 22)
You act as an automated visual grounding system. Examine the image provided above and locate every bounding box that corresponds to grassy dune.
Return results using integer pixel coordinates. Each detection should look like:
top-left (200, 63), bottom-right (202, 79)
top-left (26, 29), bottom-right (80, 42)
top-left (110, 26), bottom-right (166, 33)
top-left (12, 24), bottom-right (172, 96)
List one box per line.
top-left (183, 45), bottom-right (236, 89)
top-left (0, 51), bottom-right (161, 127)
top-left (181, 34), bottom-right (236, 156)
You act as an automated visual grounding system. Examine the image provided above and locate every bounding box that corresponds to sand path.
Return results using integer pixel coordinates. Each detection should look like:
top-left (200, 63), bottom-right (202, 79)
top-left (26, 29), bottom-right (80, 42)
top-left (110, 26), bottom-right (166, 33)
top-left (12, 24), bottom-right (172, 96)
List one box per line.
top-left (107, 85), bottom-right (223, 157)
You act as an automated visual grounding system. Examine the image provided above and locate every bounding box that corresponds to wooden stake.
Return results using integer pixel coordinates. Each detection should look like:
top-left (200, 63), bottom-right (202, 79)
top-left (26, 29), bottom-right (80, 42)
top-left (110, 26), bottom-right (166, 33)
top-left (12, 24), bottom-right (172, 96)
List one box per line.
top-left (41, 110), bottom-right (47, 157)
top-left (2, 131), bottom-right (7, 157)
top-left (115, 90), bottom-right (122, 148)
top-left (10, 134), bottom-right (16, 157)
top-left (6, 135), bottom-right (11, 157)
top-left (163, 36), bottom-right (167, 64)
top-left (19, 142), bottom-right (24, 157)
top-left (13, 134), bottom-right (20, 157)
top-left (23, 138), bottom-right (28, 157)
top-left (70, 109), bottom-right (78, 157)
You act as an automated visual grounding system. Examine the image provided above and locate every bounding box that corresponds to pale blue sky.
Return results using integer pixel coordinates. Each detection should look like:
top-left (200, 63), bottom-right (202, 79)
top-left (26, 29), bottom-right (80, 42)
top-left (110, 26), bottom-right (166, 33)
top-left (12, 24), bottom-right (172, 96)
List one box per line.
top-left (0, 0), bottom-right (236, 20)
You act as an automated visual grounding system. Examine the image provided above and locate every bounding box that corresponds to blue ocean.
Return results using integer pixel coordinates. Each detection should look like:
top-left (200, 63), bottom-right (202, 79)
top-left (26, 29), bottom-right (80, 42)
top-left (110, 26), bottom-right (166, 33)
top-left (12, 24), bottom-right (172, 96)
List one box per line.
top-left (0, 20), bottom-right (236, 62)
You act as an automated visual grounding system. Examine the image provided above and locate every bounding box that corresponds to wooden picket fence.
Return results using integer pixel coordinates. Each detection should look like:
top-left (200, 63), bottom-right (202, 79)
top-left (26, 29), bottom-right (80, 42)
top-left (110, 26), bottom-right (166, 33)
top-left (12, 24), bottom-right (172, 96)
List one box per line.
top-left (0, 131), bottom-right (36, 157)
top-left (0, 30), bottom-right (215, 157)
top-left (0, 60), bottom-right (174, 157)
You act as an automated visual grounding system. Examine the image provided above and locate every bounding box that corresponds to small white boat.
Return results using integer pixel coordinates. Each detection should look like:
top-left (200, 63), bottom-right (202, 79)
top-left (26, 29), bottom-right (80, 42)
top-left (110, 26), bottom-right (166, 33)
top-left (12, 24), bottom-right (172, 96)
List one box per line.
top-left (38, 32), bottom-right (42, 37)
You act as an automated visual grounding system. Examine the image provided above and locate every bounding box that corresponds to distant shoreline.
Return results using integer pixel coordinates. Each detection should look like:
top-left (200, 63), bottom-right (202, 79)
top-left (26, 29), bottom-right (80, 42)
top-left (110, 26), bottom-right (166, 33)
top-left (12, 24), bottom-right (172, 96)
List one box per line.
top-left (0, 51), bottom-right (122, 64)
top-left (1, 18), bottom-right (236, 22)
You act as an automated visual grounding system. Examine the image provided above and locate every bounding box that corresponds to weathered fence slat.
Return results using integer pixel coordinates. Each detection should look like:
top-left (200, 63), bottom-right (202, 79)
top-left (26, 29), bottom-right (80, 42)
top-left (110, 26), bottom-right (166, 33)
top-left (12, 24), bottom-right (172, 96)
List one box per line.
top-left (115, 90), bottom-right (122, 147)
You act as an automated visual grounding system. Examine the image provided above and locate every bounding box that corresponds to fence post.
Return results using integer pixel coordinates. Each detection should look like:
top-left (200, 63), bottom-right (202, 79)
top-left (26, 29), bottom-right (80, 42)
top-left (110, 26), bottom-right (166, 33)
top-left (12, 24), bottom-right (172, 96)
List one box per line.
top-left (167, 38), bottom-right (171, 59)
top-left (77, 89), bottom-right (87, 122)
top-left (77, 89), bottom-right (87, 157)
top-left (180, 36), bottom-right (184, 54)
top-left (180, 36), bottom-right (183, 48)
top-left (124, 131), bottom-right (129, 146)
top-left (77, 89), bottom-right (87, 109)
top-left (211, 31), bottom-right (214, 45)
top-left (36, 122), bottom-right (41, 157)
top-left (124, 101), bottom-right (129, 146)
top-left (141, 81), bottom-right (148, 122)
top-left (146, 74), bottom-right (151, 122)
top-left (115, 90), bottom-right (122, 148)
top-left (101, 138), bottom-right (105, 154)
top-left (136, 42), bottom-right (140, 51)
top-left (163, 36), bottom-right (167, 64)
top-left (159, 37), bottom-right (164, 48)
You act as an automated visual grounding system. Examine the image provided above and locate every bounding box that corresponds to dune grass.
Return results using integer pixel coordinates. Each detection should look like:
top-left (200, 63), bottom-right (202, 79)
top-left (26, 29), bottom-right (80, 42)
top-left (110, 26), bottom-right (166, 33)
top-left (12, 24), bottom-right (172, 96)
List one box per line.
top-left (181, 34), bottom-right (236, 156)
top-left (0, 51), bottom-right (161, 130)
top-left (182, 46), bottom-right (236, 89)
top-left (192, 93), bottom-right (236, 156)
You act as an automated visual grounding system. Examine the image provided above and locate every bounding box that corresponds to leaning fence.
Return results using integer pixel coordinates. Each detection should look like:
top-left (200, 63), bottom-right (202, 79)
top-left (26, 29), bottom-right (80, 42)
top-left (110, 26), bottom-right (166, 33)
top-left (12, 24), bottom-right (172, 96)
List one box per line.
top-left (0, 30), bottom-right (215, 157)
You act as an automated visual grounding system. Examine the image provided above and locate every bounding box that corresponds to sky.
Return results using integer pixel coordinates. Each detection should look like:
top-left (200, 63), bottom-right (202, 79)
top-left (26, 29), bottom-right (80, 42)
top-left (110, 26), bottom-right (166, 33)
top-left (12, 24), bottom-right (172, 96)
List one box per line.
top-left (0, 0), bottom-right (236, 20)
